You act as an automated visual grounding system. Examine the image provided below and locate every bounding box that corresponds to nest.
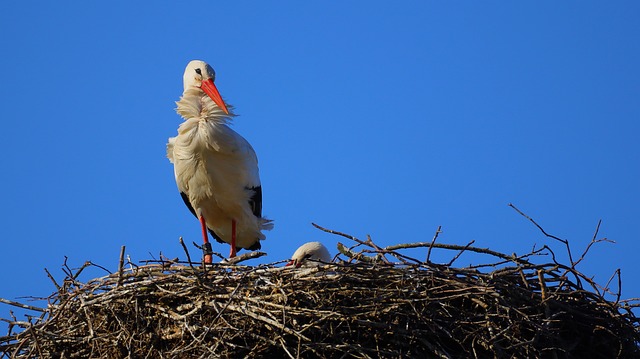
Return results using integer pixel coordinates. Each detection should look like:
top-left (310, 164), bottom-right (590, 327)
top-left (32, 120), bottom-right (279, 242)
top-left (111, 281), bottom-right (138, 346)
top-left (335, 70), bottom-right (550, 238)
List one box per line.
top-left (1, 218), bottom-right (639, 358)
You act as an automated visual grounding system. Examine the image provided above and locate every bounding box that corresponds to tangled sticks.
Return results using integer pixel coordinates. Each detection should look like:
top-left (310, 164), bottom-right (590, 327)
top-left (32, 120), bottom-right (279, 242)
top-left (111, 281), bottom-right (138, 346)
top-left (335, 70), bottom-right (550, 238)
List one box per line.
top-left (1, 208), bottom-right (639, 358)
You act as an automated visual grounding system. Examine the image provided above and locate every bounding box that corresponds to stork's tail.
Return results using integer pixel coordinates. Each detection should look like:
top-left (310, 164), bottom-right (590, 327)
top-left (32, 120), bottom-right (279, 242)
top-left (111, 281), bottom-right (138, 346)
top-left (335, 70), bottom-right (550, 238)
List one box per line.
top-left (260, 218), bottom-right (274, 231)
top-left (256, 218), bottom-right (274, 240)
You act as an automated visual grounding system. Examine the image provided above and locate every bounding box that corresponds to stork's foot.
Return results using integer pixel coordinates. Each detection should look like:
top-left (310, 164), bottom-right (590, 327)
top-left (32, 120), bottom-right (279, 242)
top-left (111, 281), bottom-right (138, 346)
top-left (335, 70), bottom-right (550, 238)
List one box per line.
top-left (229, 246), bottom-right (237, 258)
top-left (202, 242), bottom-right (213, 264)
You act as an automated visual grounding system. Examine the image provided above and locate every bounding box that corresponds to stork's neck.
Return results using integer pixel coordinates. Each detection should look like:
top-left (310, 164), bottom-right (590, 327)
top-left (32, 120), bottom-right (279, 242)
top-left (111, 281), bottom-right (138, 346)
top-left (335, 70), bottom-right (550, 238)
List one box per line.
top-left (175, 87), bottom-right (234, 125)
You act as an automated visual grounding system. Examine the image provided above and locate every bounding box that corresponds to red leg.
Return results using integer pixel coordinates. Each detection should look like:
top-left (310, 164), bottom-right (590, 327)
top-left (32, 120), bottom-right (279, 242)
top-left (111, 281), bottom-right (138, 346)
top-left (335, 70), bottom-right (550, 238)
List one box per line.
top-left (199, 215), bottom-right (212, 264)
top-left (229, 219), bottom-right (237, 258)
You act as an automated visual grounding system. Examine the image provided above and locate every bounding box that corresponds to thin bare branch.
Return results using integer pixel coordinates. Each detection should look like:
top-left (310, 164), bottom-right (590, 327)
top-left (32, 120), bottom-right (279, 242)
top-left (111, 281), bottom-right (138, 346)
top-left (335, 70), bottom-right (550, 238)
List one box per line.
top-left (427, 225), bottom-right (442, 263)
top-left (509, 203), bottom-right (575, 265)
top-left (221, 251), bottom-right (267, 265)
top-left (179, 237), bottom-right (195, 270)
top-left (117, 245), bottom-right (126, 287)
top-left (0, 299), bottom-right (46, 313)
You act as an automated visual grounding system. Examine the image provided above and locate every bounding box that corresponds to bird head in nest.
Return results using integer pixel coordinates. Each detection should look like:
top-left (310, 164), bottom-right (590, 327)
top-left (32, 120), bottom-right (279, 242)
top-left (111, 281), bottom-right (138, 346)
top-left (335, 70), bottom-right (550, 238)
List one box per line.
top-left (286, 242), bottom-right (332, 268)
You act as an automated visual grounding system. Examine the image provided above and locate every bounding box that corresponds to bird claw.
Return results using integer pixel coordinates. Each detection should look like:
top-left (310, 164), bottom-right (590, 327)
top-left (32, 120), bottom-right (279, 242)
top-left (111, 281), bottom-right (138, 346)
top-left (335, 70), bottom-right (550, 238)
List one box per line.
top-left (202, 243), bottom-right (213, 264)
top-left (202, 242), bottom-right (214, 256)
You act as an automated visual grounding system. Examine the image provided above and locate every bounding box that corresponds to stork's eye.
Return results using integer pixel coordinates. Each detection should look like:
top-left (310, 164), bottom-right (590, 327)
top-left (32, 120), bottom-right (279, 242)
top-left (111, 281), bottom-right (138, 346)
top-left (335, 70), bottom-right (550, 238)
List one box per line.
top-left (195, 68), bottom-right (202, 75)
top-left (303, 254), bottom-right (312, 259)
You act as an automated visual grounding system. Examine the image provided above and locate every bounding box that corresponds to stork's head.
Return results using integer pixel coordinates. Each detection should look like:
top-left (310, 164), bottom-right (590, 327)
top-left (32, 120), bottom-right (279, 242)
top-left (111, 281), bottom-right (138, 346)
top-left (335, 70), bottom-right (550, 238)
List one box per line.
top-left (183, 60), bottom-right (229, 115)
top-left (286, 242), bottom-right (332, 268)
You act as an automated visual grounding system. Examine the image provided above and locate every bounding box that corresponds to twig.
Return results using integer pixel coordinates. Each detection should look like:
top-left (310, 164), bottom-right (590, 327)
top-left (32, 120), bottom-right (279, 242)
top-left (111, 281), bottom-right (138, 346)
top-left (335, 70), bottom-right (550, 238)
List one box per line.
top-left (446, 240), bottom-right (475, 267)
top-left (179, 237), bottom-right (196, 271)
top-left (426, 226), bottom-right (442, 263)
top-left (538, 270), bottom-right (548, 302)
top-left (312, 223), bottom-right (359, 242)
top-left (117, 245), bottom-right (126, 287)
top-left (221, 251), bottom-right (267, 265)
top-left (0, 298), bottom-right (46, 313)
top-left (28, 320), bottom-right (43, 358)
top-left (88, 261), bottom-right (112, 275)
top-left (337, 243), bottom-right (377, 263)
top-left (508, 203), bottom-right (574, 265)
top-left (603, 268), bottom-right (622, 306)
top-left (44, 268), bottom-right (61, 293)
top-left (574, 220), bottom-right (614, 268)
top-left (386, 242), bottom-right (532, 266)
top-left (365, 235), bottom-right (392, 264)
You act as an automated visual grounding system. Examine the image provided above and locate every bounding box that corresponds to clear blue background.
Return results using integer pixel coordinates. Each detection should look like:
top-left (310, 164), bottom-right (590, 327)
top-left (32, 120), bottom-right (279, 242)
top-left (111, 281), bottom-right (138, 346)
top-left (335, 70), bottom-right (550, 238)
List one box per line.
top-left (1, 2), bottom-right (638, 329)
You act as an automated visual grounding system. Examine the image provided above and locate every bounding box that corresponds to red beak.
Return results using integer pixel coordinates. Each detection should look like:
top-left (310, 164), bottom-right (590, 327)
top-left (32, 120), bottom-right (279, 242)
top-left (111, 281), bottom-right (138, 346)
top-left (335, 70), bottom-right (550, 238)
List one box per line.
top-left (285, 260), bottom-right (301, 268)
top-left (201, 78), bottom-right (230, 115)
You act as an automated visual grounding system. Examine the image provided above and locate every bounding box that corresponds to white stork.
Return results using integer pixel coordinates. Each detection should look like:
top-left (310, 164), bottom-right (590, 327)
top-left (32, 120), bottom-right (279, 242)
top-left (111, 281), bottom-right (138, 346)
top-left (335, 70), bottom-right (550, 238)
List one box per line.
top-left (287, 242), bottom-right (332, 267)
top-left (167, 60), bottom-right (273, 263)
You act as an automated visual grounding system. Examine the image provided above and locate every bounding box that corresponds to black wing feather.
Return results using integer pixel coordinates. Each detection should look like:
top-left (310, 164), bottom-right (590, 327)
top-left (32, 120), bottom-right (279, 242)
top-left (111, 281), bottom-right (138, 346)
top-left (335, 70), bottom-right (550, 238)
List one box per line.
top-left (246, 186), bottom-right (263, 250)
top-left (248, 186), bottom-right (263, 218)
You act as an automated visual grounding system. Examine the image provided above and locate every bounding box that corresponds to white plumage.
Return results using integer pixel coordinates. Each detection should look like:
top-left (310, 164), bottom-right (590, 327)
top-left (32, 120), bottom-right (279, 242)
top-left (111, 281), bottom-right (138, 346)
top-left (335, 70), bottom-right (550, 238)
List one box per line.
top-left (167, 60), bottom-right (273, 261)
top-left (287, 242), bottom-right (332, 267)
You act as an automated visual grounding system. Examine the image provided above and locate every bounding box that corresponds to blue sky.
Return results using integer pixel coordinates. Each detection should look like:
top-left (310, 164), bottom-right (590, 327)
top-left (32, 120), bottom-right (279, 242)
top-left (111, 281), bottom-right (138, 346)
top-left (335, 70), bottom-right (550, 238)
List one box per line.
top-left (1, 2), bottom-right (639, 327)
